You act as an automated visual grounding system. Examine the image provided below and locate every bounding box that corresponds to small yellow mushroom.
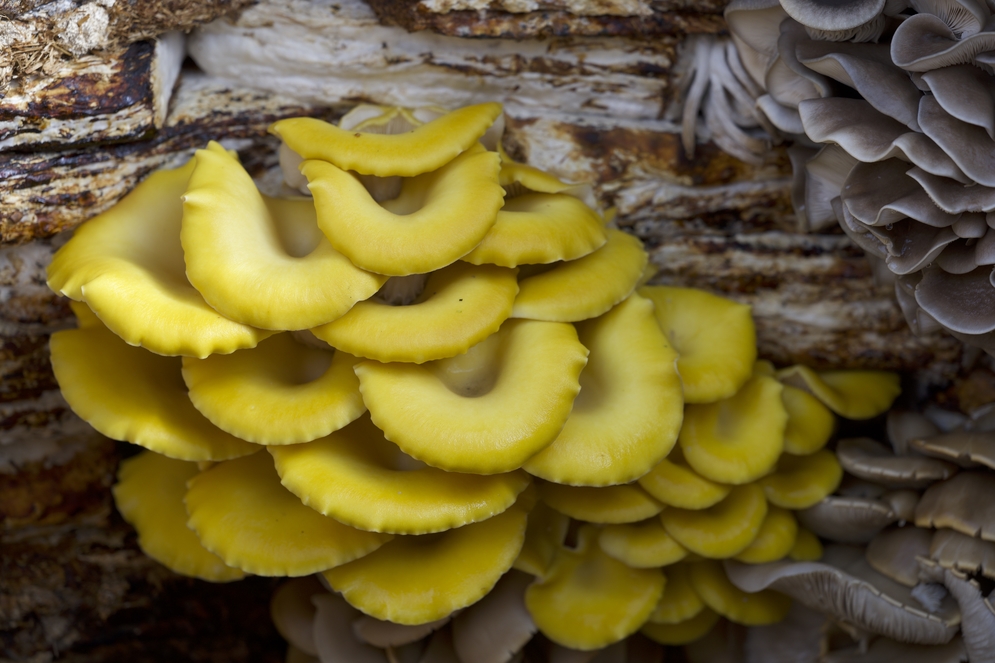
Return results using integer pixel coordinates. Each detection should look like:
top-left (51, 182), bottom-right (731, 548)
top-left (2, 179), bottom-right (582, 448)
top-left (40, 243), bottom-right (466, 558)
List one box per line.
top-left (513, 501), bottom-right (570, 578)
top-left (539, 481), bottom-right (664, 525)
top-left (788, 528), bottom-right (824, 561)
top-left (637, 447), bottom-right (732, 510)
top-left (781, 383), bottom-right (836, 455)
top-left (647, 565), bottom-right (704, 625)
top-left (760, 449), bottom-right (844, 509)
top-left (599, 519), bottom-right (689, 569)
top-left (660, 484), bottom-right (768, 559)
top-left (733, 506), bottom-right (799, 564)
top-left (641, 607), bottom-right (720, 645)
top-left (689, 560), bottom-right (791, 625)
top-left (776, 365), bottom-right (901, 420)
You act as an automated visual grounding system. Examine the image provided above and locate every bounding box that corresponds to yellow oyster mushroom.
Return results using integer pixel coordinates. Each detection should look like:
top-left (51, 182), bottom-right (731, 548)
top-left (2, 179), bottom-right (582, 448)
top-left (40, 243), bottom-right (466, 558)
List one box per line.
top-left (46, 159), bottom-right (271, 358)
top-left (679, 374), bottom-right (788, 485)
top-left (539, 482), bottom-right (663, 524)
top-left (185, 451), bottom-right (391, 576)
top-left (355, 319), bottom-right (588, 474)
top-left (525, 525), bottom-right (666, 650)
top-left (303, 145), bottom-right (503, 276)
top-left (181, 143), bottom-right (386, 331)
top-left (323, 497), bottom-right (529, 625)
top-left (647, 564), bottom-right (704, 624)
top-left (271, 102), bottom-right (503, 177)
top-left (311, 262), bottom-right (519, 364)
top-left (497, 147), bottom-right (576, 195)
top-left (50, 303), bottom-right (259, 461)
top-left (689, 560), bottom-right (790, 625)
top-left (660, 484), bottom-right (768, 559)
top-left (512, 229), bottom-right (648, 322)
top-left (788, 528), bottom-right (824, 561)
top-left (524, 294), bottom-right (684, 486)
top-left (781, 383), bottom-right (836, 455)
top-left (182, 333), bottom-right (365, 446)
top-left (776, 365), bottom-right (901, 420)
top-left (759, 449), bottom-right (843, 510)
top-left (513, 501), bottom-right (570, 578)
top-left (599, 519), bottom-right (688, 569)
top-left (641, 608), bottom-right (720, 645)
top-left (637, 446), bottom-right (732, 510)
top-left (733, 506), bottom-right (799, 564)
top-left (639, 286), bottom-right (756, 404)
top-left (270, 415), bottom-right (531, 534)
top-left (113, 451), bottom-right (244, 582)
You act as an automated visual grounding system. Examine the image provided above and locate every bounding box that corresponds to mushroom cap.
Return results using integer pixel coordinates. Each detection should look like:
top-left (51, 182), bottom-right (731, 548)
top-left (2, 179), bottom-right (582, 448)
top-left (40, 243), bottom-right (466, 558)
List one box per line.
top-left (351, 613), bottom-right (450, 648)
top-left (915, 471), bottom-right (995, 541)
top-left (185, 451), bottom-right (391, 576)
top-left (788, 528), bottom-right (824, 561)
top-left (781, 383), bottom-right (836, 455)
top-left (638, 286), bottom-right (756, 405)
top-left (270, 577), bottom-right (324, 655)
top-left (523, 294), bottom-right (684, 486)
top-left (733, 506), bottom-right (799, 564)
top-left (513, 501), bottom-right (570, 578)
top-left (836, 437), bottom-right (959, 489)
top-left (303, 146), bottom-right (503, 276)
top-left (356, 318), bottom-right (587, 474)
top-left (865, 526), bottom-right (933, 587)
top-left (679, 374), bottom-right (787, 485)
top-left (929, 528), bottom-right (995, 580)
top-left (46, 159), bottom-right (271, 358)
top-left (270, 102), bottom-right (503, 177)
top-left (112, 451), bottom-right (244, 582)
top-left (780, 0), bottom-right (885, 32)
top-left (270, 415), bottom-right (531, 534)
top-left (637, 446), bottom-right (732, 510)
top-left (598, 519), bottom-right (689, 569)
top-left (919, 560), bottom-right (995, 663)
top-left (451, 569), bottom-right (537, 663)
top-left (759, 449), bottom-right (844, 509)
top-left (796, 495), bottom-right (897, 544)
top-left (539, 482), bottom-right (663, 525)
top-left (660, 483), bottom-right (768, 559)
top-left (647, 564), bottom-right (704, 624)
top-left (310, 591), bottom-right (395, 663)
top-left (910, 430), bottom-right (995, 470)
top-left (776, 365), bottom-right (901, 420)
top-left (461, 193), bottom-right (607, 268)
top-left (50, 306), bottom-right (259, 461)
top-left (511, 229), bottom-right (647, 323)
top-left (313, 262), bottom-right (518, 365)
top-left (888, 410), bottom-right (941, 457)
top-left (640, 607), bottom-right (720, 646)
top-left (181, 333), bottom-right (365, 445)
top-left (690, 560), bottom-right (791, 626)
top-left (323, 497), bottom-right (528, 625)
top-left (497, 147), bottom-right (576, 195)
top-left (180, 142), bottom-right (387, 330)
top-left (525, 525), bottom-right (666, 651)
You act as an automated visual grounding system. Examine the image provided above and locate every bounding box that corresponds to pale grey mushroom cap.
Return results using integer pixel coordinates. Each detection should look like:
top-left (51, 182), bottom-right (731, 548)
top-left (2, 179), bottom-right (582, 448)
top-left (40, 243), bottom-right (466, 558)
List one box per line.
top-left (888, 410), bottom-right (941, 456)
top-left (836, 437), bottom-right (959, 488)
top-left (866, 526), bottom-right (934, 586)
top-left (929, 528), bottom-right (995, 581)
top-left (910, 430), bottom-right (995, 470)
top-left (312, 593), bottom-right (390, 663)
top-left (918, 559), bottom-right (995, 663)
top-left (797, 495), bottom-right (898, 543)
top-left (351, 613), bottom-right (450, 649)
top-left (452, 570), bottom-right (536, 663)
top-left (779, 0), bottom-right (886, 32)
top-left (271, 576), bottom-right (324, 657)
top-left (882, 489), bottom-right (921, 523)
top-left (915, 471), bottom-right (995, 541)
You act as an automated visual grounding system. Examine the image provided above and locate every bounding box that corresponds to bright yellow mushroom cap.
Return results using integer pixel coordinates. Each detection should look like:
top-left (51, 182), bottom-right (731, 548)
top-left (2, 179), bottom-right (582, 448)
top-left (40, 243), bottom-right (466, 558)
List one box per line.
top-left (311, 262), bottom-right (519, 364)
top-left (637, 447), bottom-right (732, 510)
top-left (788, 528), bottom-right (824, 561)
top-left (113, 451), bottom-right (244, 582)
top-left (185, 451), bottom-right (391, 577)
top-left (356, 319), bottom-right (588, 474)
top-left (180, 142), bottom-right (386, 331)
top-left (647, 564), bottom-right (704, 624)
top-left (638, 286), bottom-right (756, 404)
top-left (660, 483), bottom-right (768, 559)
top-left (50, 306), bottom-right (259, 461)
top-left (524, 294), bottom-right (684, 486)
top-left (323, 497), bottom-right (529, 625)
top-left (511, 229), bottom-right (648, 322)
top-left (182, 333), bottom-right (366, 446)
top-left (598, 519), bottom-right (688, 569)
top-left (776, 366), bottom-right (901, 420)
top-left (513, 501), bottom-right (570, 578)
top-left (678, 374), bottom-right (788, 485)
top-left (269, 415), bottom-right (531, 534)
top-left (733, 506), bottom-right (799, 564)
top-left (780, 383), bottom-right (836, 455)
top-left (759, 449), bottom-right (843, 510)
top-left (270, 102), bottom-right (503, 177)
top-left (641, 607), bottom-right (720, 645)
top-left (303, 146), bottom-right (504, 276)
top-left (46, 159), bottom-right (271, 358)
top-left (539, 481), bottom-right (663, 524)
top-left (497, 149), bottom-right (575, 195)
top-left (461, 193), bottom-right (607, 267)
top-left (525, 525), bottom-right (666, 651)
top-left (689, 560), bottom-right (791, 626)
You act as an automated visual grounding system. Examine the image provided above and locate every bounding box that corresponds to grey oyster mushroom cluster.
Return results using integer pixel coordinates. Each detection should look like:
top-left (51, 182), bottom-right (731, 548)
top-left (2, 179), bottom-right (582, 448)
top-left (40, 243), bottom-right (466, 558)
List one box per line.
top-left (724, 407), bottom-right (995, 662)
top-left (721, 0), bottom-right (995, 351)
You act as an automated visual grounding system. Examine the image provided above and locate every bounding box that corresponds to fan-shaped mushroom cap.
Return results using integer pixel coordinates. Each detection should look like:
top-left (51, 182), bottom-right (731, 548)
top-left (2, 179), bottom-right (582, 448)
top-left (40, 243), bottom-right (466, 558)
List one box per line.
top-left (351, 613), bottom-right (450, 648)
top-left (797, 495), bottom-right (898, 544)
top-left (514, 501), bottom-right (570, 578)
top-left (523, 294), bottom-right (683, 486)
top-left (182, 333), bottom-right (365, 445)
top-left (906, 166), bottom-right (995, 214)
top-left (271, 415), bottom-right (530, 534)
top-left (678, 374), bottom-right (787, 485)
top-left (781, 384), bottom-right (836, 455)
top-left (891, 10), bottom-right (995, 73)
top-left (776, 365), bottom-right (901, 419)
top-left (462, 193), bottom-right (606, 268)
top-left (915, 471), bottom-right (995, 541)
top-left (50, 306), bottom-right (259, 461)
top-left (640, 607), bottom-right (720, 646)
top-left (46, 159), bottom-right (271, 358)
top-left (883, 489), bottom-right (920, 523)
top-left (866, 526), bottom-right (933, 587)
top-left (836, 437), bottom-right (958, 488)
top-left (112, 451), bottom-right (244, 582)
top-left (525, 525), bottom-right (666, 650)
top-left (911, 430), bottom-right (995, 470)
top-left (303, 145), bottom-right (503, 276)
top-left (355, 319), bottom-right (586, 474)
top-left (660, 484), bottom-right (768, 559)
top-left (323, 497), bottom-right (529, 625)
top-left (780, 0), bottom-right (885, 31)
top-left (637, 447), bottom-right (732, 510)
top-left (733, 506), bottom-right (799, 564)
top-left (511, 229), bottom-right (647, 323)
top-left (922, 63), bottom-right (995, 141)
top-left (271, 576), bottom-right (324, 655)
top-left (888, 410), bottom-right (941, 456)
top-left (598, 519), bottom-right (688, 569)
top-left (638, 286), bottom-right (756, 404)
top-left (690, 560), bottom-right (790, 625)
top-left (914, 266), bottom-right (995, 336)
top-left (180, 142), bottom-right (386, 330)
top-left (789, 528), bottom-right (823, 561)
top-left (311, 592), bottom-right (390, 663)
top-left (918, 94), bottom-right (995, 188)
top-left (311, 262), bottom-right (519, 364)
top-left (185, 451), bottom-right (391, 576)
top-left (930, 528), bottom-right (995, 580)
top-left (539, 482), bottom-right (663, 525)
top-left (452, 570), bottom-right (537, 663)
top-left (724, 0), bottom-right (787, 57)
top-left (647, 564), bottom-right (703, 624)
